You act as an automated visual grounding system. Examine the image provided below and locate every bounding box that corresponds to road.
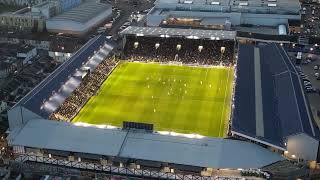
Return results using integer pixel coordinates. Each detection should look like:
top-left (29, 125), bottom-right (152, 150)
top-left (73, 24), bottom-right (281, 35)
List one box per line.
top-left (107, 0), bottom-right (155, 35)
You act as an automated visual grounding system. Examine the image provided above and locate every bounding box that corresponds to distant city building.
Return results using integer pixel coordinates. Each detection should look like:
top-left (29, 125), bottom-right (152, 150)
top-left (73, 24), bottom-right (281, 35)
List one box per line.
top-left (46, 1), bottom-right (112, 35)
top-left (0, 101), bottom-right (8, 114)
top-left (0, 60), bottom-right (15, 78)
top-left (16, 45), bottom-right (37, 64)
top-left (0, 43), bottom-right (37, 78)
top-left (0, 7), bottom-right (46, 32)
top-left (0, 0), bottom-right (82, 32)
top-left (56, 0), bottom-right (81, 12)
top-left (0, 0), bottom-right (45, 6)
top-left (31, 1), bottom-right (59, 19)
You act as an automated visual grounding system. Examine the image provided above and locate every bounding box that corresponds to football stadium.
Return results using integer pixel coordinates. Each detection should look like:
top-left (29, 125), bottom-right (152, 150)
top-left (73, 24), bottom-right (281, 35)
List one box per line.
top-left (5, 27), bottom-right (320, 179)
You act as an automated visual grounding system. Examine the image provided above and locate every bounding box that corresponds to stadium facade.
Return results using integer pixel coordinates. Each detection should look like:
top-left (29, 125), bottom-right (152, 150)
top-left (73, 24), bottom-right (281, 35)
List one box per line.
top-left (146, 0), bottom-right (300, 35)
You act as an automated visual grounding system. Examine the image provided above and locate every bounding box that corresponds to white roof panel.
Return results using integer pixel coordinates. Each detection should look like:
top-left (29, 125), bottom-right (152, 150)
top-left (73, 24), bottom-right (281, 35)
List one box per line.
top-left (267, 3), bottom-right (277, 7)
top-left (120, 26), bottom-right (236, 40)
top-left (183, 0), bottom-right (193, 4)
top-left (239, 2), bottom-right (248, 6)
top-left (211, 1), bottom-right (220, 5)
top-left (8, 119), bottom-right (284, 168)
top-left (8, 119), bottom-right (126, 156)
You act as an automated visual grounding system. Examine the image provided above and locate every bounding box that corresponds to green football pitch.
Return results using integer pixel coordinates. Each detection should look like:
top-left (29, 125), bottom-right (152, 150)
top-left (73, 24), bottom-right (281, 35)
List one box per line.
top-left (73, 62), bottom-right (234, 137)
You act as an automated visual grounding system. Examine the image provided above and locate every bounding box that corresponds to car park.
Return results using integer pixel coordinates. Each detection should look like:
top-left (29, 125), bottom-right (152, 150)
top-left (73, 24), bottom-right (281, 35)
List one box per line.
top-left (305, 83), bottom-right (313, 87)
top-left (303, 79), bottom-right (311, 83)
top-left (305, 82), bottom-right (312, 86)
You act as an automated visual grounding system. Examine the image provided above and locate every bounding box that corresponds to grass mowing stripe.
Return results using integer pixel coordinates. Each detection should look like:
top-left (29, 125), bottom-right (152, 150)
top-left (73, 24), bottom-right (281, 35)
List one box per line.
top-left (73, 62), bottom-right (234, 137)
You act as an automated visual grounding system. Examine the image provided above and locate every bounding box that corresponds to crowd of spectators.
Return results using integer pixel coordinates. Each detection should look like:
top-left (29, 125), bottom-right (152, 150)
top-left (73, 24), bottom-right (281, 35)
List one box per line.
top-left (50, 58), bottom-right (118, 121)
top-left (124, 36), bottom-right (235, 66)
top-left (50, 36), bottom-right (234, 121)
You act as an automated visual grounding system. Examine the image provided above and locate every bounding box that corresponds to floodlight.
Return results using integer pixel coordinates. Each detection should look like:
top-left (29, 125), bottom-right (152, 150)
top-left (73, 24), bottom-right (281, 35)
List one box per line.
top-left (176, 44), bottom-right (181, 51)
top-left (134, 42), bottom-right (139, 49)
top-left (198, 45), bottom-right (203, 52)
top-left (155, 43), bottom-right (160, 49)
top-left (220, 47), bottom-right (226, 54)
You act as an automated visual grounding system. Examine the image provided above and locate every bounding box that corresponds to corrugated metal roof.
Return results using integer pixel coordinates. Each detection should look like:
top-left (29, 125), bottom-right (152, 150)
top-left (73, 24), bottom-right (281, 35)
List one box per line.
top-left (120, 26), bottom-right (236, 40)
top-left (12, 35), bottom-right (113, 118)
top-left (232, 43), bottom-right (320, 149)
top-left (8, 119), bottom-right (284, 168)
top-left (51, 2), bottom-right (111, 23)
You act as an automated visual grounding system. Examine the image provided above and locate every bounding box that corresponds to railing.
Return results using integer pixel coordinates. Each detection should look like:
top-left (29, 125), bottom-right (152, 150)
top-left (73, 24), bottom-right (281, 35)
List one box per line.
top-left (10, 154), bottom-right (243, 180)
top-left (236, 31), bottom-right (298, 43)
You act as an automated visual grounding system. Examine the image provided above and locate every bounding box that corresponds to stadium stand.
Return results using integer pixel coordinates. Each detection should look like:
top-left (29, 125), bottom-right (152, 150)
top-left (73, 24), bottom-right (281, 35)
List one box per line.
top-left (232, 43), bottom-right (320, 160)
top-left (8, 35), bottom-right (114, 128)
top-left (123, 36), bottom-right (234, 65)
top-left (50, 57), bottom-right (118, 121)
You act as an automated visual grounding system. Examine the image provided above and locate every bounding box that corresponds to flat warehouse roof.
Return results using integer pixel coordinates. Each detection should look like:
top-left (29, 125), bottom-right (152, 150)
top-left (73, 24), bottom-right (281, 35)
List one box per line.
top-left (120, 26), bottom-right (236, 40)
top-left (49, 2), bottom-right (112, 23)
top-left (8, 119), bottom-right (284, 168)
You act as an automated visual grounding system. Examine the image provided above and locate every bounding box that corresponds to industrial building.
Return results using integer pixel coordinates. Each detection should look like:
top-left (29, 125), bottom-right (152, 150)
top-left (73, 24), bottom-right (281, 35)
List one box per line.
top-left (146, 0), bottom-right (301, 35)
top-left (0, 0), bottom-right (86, 33)
top-left (46, 1), bottom-right (112, 35)
top-left (0, 7), bottom-right (46, 32)
top-left (0, 43), bottom-right (37, 78)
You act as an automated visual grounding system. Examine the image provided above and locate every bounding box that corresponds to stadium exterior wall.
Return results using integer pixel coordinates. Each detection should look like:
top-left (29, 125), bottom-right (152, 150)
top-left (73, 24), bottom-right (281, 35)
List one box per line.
top-left (46, 8), bottom-right (112, 35)
top-left (150, 9), bottom-right (300, 27)
top-left (287, 133), bottom-right (319, 161)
